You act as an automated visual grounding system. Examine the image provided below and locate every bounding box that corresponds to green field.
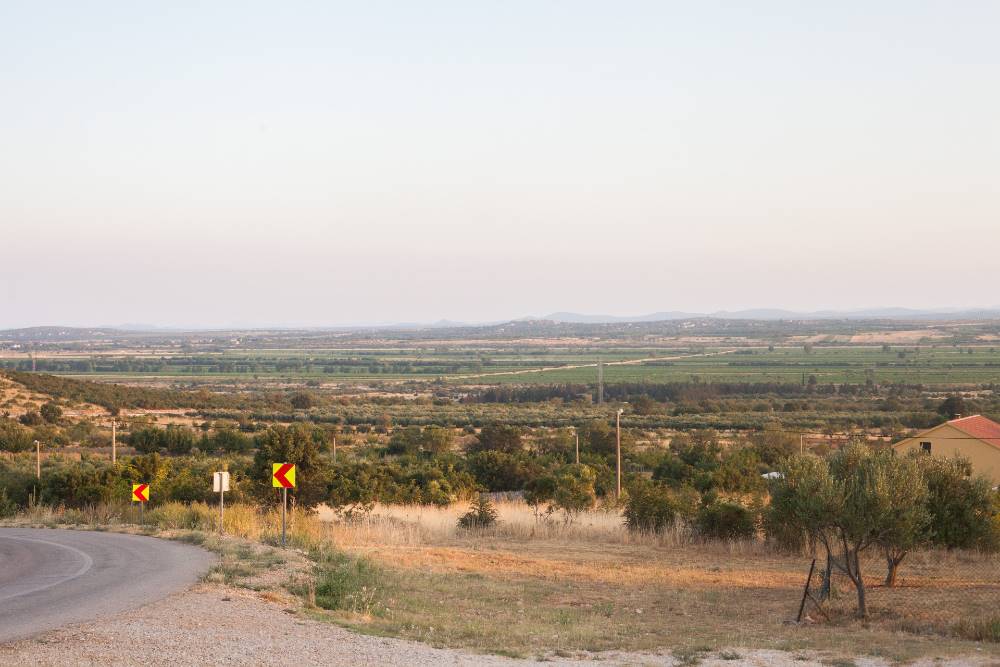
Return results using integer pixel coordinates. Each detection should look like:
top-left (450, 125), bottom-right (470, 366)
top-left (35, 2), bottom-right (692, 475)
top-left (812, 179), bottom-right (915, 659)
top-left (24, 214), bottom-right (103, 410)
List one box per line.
top-left (6, 344), bottom-right (1000, 386)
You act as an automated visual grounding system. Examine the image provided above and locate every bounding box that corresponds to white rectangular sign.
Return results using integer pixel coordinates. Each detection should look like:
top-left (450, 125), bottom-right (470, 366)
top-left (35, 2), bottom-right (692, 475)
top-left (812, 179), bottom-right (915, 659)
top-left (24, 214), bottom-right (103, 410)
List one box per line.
top-left (213, 471), bottom-right (230, 492)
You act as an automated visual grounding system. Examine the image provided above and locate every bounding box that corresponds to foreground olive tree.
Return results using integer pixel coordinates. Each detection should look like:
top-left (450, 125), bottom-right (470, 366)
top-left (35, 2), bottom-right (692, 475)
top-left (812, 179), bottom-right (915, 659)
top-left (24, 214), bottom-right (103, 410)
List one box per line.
top-left (771, 443), bottom-right (928, 617)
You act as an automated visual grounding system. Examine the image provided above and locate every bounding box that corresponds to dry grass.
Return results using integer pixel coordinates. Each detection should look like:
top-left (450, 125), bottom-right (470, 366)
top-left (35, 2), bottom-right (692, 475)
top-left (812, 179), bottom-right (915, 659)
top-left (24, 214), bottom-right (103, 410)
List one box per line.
top-left (312, 500), bottom-right (999, 660)
top-left (7, 500), bottom-right (997, 662)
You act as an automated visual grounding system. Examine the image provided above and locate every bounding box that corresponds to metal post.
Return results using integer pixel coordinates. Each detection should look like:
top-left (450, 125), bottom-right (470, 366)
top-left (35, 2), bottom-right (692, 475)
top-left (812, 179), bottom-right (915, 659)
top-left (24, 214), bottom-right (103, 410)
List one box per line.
top-left (140, 501), bottom-right (144, 524)
top-left (800, 433), bottom-right (804, 455)
top-left (219, 487), bottom-right (225, 534)
top-left (281, 487), bottom-right (287, 547)
top-left (112, 420), bottom-right (117, 464)
top-left (615, 413), bottom-right (621, 498)
top-left (333, 435), bottom-right (337, 463)
top-left (35, 440), bottom-right (41, 479)
top-left (574, 430), bottom-right (580, 465)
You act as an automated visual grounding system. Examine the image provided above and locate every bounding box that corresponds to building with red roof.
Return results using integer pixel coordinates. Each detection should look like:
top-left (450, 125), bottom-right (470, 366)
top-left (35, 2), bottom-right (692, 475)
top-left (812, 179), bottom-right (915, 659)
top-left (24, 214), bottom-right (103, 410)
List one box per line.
top-left (893, 415), bottom-right (1000, 484)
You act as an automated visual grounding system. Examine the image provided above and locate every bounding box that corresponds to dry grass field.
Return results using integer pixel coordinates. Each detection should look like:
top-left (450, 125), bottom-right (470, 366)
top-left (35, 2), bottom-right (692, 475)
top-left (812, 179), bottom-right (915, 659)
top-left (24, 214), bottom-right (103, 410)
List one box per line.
top-left (309, 501), bottom-right (1000, 661)
top-left (9, 500), bottom-right (998, 663)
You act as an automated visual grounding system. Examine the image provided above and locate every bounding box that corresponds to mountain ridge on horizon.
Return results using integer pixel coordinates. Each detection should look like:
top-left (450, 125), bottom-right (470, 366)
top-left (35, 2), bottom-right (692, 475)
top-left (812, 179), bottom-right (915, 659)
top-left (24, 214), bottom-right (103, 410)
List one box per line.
top-left (4, 306), bottom-right (1000, 335)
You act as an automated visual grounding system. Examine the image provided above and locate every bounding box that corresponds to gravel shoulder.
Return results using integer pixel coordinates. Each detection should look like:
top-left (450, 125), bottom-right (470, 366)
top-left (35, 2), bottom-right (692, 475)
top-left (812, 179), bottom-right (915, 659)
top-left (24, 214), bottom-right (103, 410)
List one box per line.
top-left (0, 582), bottom-right (995, 667)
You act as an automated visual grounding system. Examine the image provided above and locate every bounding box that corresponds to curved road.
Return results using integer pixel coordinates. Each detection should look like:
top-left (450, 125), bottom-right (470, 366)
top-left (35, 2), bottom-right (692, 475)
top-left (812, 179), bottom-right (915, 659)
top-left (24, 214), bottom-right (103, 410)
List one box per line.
top-left (0, 528), bottom-right (215, 643)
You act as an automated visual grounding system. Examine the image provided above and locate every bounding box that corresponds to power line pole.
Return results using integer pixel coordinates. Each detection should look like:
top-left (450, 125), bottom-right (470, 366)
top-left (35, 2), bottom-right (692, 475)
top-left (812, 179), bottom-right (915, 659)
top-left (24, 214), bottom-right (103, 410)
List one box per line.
top-left (597, 359), bottom-right (604, 404)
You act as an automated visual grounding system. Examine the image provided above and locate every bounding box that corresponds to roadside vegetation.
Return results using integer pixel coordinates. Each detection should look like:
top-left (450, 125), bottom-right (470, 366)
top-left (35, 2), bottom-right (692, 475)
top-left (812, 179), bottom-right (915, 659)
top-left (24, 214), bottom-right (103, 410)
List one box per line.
top-left (1, 336), bottom-right (999, 662)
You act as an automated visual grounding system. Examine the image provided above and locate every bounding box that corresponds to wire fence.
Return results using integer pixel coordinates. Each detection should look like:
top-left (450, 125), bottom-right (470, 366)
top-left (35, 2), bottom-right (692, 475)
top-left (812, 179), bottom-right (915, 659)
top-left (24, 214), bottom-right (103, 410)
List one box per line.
top-left (797, 549), bottom-right (999, 639)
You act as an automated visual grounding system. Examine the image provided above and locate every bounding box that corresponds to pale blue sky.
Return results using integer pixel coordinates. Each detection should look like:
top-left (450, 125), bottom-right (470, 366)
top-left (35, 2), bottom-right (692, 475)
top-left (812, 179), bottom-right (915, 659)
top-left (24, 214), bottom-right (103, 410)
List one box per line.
top-left (2, 2), bottom-right (998, 327)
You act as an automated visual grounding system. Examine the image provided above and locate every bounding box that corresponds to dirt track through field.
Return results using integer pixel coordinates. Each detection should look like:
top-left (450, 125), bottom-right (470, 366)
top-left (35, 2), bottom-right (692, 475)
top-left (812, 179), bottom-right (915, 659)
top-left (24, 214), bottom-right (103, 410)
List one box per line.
top-left (450, 349), bottom-right (737, 380)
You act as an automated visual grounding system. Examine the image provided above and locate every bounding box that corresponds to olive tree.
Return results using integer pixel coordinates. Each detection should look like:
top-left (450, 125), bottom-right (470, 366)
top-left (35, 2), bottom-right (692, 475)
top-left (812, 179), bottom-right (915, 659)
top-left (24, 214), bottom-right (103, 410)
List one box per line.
top-left (772, 443), bottom-right (928, 617)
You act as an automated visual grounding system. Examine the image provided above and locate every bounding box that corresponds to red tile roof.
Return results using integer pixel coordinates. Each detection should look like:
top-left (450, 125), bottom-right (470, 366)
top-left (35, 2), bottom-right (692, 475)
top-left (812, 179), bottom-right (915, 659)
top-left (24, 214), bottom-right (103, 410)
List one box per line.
top-left (948, 415), bottom-right (1000, 450)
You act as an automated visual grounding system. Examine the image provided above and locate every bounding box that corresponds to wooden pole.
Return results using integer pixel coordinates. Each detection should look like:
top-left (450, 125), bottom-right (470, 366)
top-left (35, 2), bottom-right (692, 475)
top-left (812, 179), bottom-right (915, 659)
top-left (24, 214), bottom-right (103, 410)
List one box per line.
top-left (615, 411), bottom-right (622, 499)
top-left (796, 558), bottom-right (817, 623)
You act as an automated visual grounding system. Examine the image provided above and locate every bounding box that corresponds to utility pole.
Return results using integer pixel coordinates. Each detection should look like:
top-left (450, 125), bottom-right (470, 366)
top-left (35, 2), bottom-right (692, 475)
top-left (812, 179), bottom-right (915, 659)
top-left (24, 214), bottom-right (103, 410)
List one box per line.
top-left (597, 359), bottom-right (604, 404)
top-left (614, 410), bottom-right (623, 499)
top-left (35, 440), bottom-right (41, 479)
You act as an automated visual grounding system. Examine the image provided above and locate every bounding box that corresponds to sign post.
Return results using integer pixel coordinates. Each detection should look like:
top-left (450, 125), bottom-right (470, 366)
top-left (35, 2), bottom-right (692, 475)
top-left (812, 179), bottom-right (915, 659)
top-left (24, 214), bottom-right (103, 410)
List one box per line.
top-left (213, 471), bottom-right (230, 533)
top-left (132, 483), bottom-right (149, 523)
top-left (271, 463), bottom-right (296, 547)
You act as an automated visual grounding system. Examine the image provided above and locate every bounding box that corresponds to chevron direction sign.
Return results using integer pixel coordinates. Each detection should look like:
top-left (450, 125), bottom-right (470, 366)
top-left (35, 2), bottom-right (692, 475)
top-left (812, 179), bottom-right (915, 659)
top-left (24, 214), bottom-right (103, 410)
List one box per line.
top-left (131, 483), bottom-right (150, 502)
top-left (271, 463), bottom-right (296, 489)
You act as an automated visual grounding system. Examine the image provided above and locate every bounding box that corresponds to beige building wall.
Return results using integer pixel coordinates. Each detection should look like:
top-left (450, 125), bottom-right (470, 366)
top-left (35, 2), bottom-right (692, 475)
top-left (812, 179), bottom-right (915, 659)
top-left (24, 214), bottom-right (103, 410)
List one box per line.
top-left (894, 424), bottom-right (1000, 484)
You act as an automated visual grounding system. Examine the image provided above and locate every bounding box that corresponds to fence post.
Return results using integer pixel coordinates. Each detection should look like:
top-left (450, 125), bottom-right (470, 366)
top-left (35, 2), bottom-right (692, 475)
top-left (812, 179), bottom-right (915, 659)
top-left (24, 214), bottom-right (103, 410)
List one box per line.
top-left (797, 558), bottom-right (817, 623)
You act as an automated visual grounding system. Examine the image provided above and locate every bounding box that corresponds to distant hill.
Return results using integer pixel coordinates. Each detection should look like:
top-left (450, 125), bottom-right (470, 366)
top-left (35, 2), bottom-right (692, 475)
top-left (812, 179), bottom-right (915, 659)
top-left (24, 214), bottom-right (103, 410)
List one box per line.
top-left (0, 326), bottom-right (125, 341)
top-left (536, 308), bottom-right (1000, 324)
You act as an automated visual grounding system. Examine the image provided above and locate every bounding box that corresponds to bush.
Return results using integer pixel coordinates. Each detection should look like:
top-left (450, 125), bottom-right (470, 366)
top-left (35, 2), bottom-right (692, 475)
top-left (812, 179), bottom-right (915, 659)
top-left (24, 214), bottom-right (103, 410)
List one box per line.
top-left (552, 464), bottom-right (597, 518)
top-left (624, 479), bottom-right (698, 533)
top-left (0, 419), bottom-right (34, 452)
top-left (695, 502), bottom-right (757, 540)
top-left (130, 427), bottom-right (163, 454)
top-left (40, 402), bottom-right (63, 423)
top-left (0, 488), bottom-right (17, 518)
top-left (458, 494), bottom-right (499, 529)
top-left (290, 392), bottom-right (316, 410)
top-left (467, 424), bottom-right (524, 454)
top-left (19, 411), bottom-right (42, 426)
top-left (310, 550), bottom-right (382, 615)
top-left (918, 455), bottom-right (999, 551)
top-left (466, 450), bottom-right (534, 491)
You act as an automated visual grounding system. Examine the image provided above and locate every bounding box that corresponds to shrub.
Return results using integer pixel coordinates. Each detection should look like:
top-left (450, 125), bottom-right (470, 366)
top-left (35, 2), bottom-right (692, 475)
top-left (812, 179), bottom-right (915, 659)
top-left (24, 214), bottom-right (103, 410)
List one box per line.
top-left (0, 419), bottom-right (34, 452)
top-left (40, 402), bottom-right (63, 423)
top-left (19, 411), bottom-right (42, 426)
top-left (310, 550), bottom-right (383, 615)
top-left (467, 424), bottom-right (524, 454)
top-left (457, 494), bottom-right (498, 530)
top-left (552, 464), bottom-right (597, 519)
top-left (695, 502), bottom-right (756, 540)
top-left (917, 455), bottom-right (999, 552)
top-left (289, 392), bottom-right (315, 410)
top-left (624, 479), bottom-right (698, 533)
top-left (130, 427), bottom-right (163, 454)
top-left (524, 475), bottom-right (557, 517)
top-left (0, 488), bottom-right (17, 518)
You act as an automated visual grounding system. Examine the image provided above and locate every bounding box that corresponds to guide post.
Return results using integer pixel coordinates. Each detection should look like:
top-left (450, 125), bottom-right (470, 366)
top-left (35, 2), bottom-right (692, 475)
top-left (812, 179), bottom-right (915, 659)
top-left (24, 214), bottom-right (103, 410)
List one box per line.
top-left (271, 463), bottom-right (296, 547)
top-left (213, 471), bottom-right (230, 533)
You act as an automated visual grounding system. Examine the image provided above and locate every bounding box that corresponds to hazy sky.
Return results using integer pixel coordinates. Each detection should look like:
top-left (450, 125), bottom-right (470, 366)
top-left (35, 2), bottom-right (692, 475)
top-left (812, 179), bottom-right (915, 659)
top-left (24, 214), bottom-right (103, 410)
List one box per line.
top-left (2, 2), bottom-right (999, 328)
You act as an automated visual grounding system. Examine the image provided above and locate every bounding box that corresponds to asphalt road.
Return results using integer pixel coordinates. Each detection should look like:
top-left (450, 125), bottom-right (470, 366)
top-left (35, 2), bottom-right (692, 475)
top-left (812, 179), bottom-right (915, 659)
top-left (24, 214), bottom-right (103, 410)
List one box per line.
top-left (0, 528), bottom-right (216, 643)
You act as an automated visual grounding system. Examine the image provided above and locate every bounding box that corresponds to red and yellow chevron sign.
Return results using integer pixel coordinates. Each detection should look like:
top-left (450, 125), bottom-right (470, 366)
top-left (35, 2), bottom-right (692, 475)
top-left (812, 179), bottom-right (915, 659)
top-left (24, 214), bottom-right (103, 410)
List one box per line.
top-left (131, 483), bottom-right (150, 503)
top-left (272, 463), bottom-right (296, 489)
